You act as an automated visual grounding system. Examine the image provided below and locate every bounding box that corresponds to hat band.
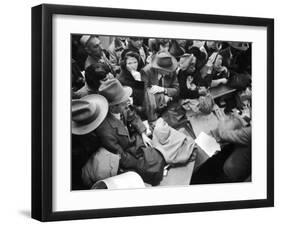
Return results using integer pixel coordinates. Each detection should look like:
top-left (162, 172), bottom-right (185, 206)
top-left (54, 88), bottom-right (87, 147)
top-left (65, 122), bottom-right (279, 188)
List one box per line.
top-left (157, 57), bottom-right (173, 68)
top-left (74, 106), bottom-right (100, 126)
top-left (108, 91), bottom-right (127, 106)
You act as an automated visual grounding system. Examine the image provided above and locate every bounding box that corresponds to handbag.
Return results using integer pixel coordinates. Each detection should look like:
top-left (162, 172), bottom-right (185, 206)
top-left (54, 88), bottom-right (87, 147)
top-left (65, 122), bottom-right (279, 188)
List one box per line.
top-left (136, 146), bottom-right (165, 186)
top-left (125, 133), bottom-right (165, 186)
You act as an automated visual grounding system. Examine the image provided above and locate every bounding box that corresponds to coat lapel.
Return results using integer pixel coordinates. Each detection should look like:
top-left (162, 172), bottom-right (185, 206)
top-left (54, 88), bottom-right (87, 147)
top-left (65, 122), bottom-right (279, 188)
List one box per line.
top-left (107, 113), bottom-right (130, 137)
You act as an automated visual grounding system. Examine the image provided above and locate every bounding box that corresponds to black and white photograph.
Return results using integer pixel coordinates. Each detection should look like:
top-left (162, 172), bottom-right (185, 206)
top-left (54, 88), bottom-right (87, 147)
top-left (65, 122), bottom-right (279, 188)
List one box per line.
top-left (71, 35), bottom-right (252, 190)
top-left (31, 3), bottom-right (274, 221)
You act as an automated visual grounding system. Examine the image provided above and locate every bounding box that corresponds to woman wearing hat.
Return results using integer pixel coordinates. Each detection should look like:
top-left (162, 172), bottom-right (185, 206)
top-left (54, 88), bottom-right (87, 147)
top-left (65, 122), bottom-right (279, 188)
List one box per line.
top-left (95, 79), bottom-right (165, 186)
top-left (140, 51), bottom-right (179, 123)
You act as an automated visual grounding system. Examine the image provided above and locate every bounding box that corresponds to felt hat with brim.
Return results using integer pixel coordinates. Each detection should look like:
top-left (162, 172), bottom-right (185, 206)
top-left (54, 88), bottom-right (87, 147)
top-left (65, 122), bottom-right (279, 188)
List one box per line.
top-left (151, 51), bottom-right (178, 72)
top-left (72, 94), bottom-right (108, 135)
top-left (99, 78), bottom-right (132, 106)
top-left (228, 42), bottom-right (249, 51)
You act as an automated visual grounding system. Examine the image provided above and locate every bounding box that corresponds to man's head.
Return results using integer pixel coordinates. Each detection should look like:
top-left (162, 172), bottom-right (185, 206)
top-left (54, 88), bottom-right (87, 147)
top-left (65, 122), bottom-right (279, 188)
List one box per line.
top-left (128, 37), bottom-right (143, 50)
top-left (157, 39), bottom-right (170, 52)
top-left (81, 35), bottom-right (103, 58)
top-left (99, 79), bottom-right (132, 114)
top-left (109, 99), bottom-right (130, 114)
top-left (151, 51), bottom-right (178, 73)
top-left (206, 41), bottom-right (221, 50)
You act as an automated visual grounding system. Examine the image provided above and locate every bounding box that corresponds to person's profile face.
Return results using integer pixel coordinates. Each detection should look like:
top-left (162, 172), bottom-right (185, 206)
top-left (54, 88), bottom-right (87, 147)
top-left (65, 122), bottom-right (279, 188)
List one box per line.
top-left (130, 37), bottom-right (143, 49)
top-left (179, 55), bottom-right (196, 73)
top-left (117, 99), bottom-right (129, 113)
top-left (126, 56), bottom-right (139, 72)
top-left (213, 54), bottom-right (223, 70)
top-left (159, 43), bottom-right (170, 52)
top-left (86, 37), bottom-right (102, 57)
top-left (176, 39), bottom-right (186, 48)
top-left (206, 41), bottom-right (216, 49)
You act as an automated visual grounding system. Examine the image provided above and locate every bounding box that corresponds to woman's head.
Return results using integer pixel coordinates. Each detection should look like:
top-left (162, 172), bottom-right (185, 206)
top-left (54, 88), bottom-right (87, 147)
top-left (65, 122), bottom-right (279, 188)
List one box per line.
top-left (85, 63), bottom-right (111, 90)
top-left (121, 51), bottom-right (141, 72)
top-left (179, 54), bottom-right (197, 73)
top-left (187, 46), bottom-right (207, 70)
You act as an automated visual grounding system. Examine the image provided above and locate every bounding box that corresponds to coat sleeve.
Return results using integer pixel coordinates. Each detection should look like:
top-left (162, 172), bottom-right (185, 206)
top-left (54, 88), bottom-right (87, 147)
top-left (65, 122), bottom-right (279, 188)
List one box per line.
top-left (218, 126), bottom-right (251, 145)
top-left (166, 72), bottom-right (179, 98)
top-left (140, 67), bottom-right (151, 88)
top-left (108, 49), bottom-right (121, 73)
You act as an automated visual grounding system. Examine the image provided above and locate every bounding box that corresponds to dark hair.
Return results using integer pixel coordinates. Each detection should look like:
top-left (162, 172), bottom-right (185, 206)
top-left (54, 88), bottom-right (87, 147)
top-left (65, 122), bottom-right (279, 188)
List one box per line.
top-left (186, 46), bottom-right (207, 70)
top-left (120, 51), bottom-right (141, 71)
top-left (150, 39), bottom-right (170, 53)
top-left (85, 63), bottom-right (111, 90)
top-left (72, 60), bottom-right (85, 91)
top-left (129, 37), bottom-right (143, 42)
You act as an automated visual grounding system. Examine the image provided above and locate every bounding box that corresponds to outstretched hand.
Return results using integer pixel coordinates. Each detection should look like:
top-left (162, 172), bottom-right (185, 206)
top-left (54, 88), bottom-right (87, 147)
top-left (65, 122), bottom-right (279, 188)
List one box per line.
top-left (149, 85), bottom-right (165, 94)
top-left (141, 132), bottom-right (152, 147)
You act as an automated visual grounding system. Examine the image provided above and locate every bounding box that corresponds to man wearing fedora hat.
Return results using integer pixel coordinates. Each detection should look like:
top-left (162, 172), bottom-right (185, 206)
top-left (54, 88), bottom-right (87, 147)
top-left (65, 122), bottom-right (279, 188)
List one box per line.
top-left (140, 51), bottom-right (179, 123)
top-left (95, 78), bottom-right (165, 185)
top-left (72, 94), bottom-right (114, 188)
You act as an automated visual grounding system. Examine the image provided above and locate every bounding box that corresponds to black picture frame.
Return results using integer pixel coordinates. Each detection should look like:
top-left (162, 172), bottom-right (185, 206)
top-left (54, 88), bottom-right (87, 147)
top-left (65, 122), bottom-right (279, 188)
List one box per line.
top-left (32, 3), bottom-right (274, 222)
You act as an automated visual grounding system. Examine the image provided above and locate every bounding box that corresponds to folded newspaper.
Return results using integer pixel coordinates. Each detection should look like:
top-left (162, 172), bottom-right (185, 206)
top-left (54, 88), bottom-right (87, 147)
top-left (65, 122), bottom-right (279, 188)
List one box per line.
top-left (195, 132), bottom-right (221, 157)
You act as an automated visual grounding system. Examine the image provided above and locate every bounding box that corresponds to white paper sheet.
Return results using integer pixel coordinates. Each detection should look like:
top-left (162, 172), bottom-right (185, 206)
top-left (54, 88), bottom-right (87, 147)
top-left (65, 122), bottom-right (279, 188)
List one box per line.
top-left (195, 132), bottom-right (221, 157)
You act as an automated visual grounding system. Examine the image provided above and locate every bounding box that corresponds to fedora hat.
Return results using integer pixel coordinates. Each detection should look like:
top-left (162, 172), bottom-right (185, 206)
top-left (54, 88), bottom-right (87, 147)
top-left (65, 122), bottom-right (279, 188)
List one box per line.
top-left (99, 79), bottom-right (132, 106)
top-left (228, 42), bottom-right (249, 51)
top-left (151, 51), bottom-right (178, 72)
top-left (72, 94), bottom-right (108, 135)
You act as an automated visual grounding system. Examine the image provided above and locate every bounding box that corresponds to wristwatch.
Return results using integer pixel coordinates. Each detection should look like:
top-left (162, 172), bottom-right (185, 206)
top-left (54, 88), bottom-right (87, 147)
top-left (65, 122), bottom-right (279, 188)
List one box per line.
top-left (164, 88), bottom-right (168, 95)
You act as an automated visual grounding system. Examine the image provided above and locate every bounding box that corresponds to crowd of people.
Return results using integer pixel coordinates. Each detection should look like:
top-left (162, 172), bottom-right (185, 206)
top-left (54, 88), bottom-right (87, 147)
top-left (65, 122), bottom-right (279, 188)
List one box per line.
top-left (71, 35), bottom-right (252, 190)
